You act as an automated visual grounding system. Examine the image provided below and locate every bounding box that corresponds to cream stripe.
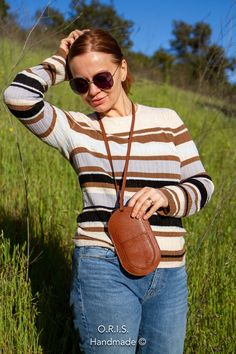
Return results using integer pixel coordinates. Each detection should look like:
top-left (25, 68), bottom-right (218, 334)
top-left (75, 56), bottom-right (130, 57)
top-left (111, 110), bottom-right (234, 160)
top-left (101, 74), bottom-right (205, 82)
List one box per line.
top-left (76, 227), bottom-right (111, 242)
top-left (156, 236), bottom-right (185, 251)
top-left (184, 183), bottom-right (201, 213)
top-left (157, 257), bottom-right (186, 268)
top-left (165, 186), bottom-right (186, 217)
top-left (22, 70), bottom-right (47, 86)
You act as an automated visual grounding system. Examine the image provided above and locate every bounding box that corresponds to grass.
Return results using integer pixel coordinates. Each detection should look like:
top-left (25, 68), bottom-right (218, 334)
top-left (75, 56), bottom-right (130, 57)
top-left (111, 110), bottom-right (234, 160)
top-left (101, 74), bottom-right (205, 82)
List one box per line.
top-left (0, 38), bottom-right (236, 353)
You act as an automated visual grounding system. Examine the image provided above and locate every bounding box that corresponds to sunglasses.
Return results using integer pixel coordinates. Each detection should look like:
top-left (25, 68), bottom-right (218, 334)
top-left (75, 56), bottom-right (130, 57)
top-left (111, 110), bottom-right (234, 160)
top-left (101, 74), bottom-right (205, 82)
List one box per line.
top-left (69, 65), bottom-right (120, 94)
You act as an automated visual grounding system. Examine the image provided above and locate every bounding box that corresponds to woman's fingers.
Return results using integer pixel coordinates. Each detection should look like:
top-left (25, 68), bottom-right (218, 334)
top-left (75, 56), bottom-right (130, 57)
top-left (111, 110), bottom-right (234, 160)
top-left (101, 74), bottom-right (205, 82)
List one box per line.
top-left (128, 187), bottom-right (168, 220)
top-left (59, 29), bottom-right (90, 55)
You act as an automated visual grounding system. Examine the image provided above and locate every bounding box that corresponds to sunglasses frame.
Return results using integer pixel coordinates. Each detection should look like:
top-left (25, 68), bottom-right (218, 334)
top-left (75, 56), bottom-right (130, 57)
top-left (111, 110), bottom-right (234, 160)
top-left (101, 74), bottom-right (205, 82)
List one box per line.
top-left (69, 64), bottom-right (120, 95)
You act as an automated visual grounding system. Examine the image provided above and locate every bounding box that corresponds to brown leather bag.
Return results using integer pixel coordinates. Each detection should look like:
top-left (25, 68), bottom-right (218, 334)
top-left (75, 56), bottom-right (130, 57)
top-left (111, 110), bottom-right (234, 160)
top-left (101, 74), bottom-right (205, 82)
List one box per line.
top-left (97, 103), bottom-right (161, 276)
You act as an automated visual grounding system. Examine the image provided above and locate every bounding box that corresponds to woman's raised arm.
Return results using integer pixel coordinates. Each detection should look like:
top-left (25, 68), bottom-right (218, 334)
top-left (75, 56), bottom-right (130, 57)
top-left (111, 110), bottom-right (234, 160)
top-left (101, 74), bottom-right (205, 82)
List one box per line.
top-left (3, 30), bottom-right (87, 159)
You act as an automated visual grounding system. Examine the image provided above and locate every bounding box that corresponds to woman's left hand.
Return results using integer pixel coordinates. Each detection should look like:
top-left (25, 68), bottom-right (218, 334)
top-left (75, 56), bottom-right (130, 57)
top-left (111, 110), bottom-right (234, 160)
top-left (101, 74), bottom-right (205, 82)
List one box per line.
top-left (128, 187), bottom-right (168, 220)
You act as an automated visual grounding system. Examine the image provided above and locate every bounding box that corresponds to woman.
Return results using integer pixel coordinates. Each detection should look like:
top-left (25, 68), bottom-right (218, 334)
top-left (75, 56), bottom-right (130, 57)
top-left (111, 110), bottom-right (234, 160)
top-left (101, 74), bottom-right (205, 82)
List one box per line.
top-left (4, 29), bottom-right (214, 353)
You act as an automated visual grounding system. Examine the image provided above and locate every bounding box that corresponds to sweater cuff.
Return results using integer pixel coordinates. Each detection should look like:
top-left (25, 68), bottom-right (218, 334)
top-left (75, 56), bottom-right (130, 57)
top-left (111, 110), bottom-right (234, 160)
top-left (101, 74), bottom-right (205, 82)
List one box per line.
top-left (55, 48), bottom-right (67, 60)
top-left (42, 52), bottom-right (67, 85)
top-left (158, 188), bottom-right (178, 216)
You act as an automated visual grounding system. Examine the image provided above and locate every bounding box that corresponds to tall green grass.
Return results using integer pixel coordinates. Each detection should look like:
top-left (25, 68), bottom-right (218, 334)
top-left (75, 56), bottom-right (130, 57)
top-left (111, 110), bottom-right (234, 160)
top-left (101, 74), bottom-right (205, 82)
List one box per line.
top-left (1, 38), bottom-right (236, 353)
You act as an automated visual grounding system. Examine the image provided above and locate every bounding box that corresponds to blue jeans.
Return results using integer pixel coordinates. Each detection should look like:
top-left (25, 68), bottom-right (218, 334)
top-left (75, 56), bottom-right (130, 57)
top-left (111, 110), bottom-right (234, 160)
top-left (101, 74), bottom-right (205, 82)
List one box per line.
top-left (70, 246), bottom-right (188, 354)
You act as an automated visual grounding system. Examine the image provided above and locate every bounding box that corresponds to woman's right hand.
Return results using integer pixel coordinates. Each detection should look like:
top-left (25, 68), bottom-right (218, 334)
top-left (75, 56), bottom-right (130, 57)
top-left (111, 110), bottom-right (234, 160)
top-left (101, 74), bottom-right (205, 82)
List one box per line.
top-left (59, 29), bottom-right (90, 56)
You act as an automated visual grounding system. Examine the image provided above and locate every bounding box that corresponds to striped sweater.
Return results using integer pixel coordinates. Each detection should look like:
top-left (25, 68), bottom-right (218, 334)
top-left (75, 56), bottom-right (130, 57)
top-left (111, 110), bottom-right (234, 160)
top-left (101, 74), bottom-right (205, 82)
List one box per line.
top-left (3, 50), bottom-right (214, 268)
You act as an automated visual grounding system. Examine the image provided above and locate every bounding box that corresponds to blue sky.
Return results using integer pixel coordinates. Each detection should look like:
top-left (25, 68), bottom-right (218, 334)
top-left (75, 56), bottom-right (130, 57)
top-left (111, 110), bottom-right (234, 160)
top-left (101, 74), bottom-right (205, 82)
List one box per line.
top-left (8, 0), bottom-right (236, 58)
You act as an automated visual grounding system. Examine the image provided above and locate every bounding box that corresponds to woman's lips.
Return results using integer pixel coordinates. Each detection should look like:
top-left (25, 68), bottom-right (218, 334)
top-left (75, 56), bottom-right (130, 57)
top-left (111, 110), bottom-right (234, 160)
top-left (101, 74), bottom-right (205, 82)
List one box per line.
top-left (90, 96), bottom-right (107, 107)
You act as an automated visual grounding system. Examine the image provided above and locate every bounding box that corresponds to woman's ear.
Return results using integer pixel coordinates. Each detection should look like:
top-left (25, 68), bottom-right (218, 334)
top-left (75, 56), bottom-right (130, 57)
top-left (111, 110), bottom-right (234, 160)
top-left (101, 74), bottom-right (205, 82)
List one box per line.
top-left (121, 58), bottom-right (128, 82)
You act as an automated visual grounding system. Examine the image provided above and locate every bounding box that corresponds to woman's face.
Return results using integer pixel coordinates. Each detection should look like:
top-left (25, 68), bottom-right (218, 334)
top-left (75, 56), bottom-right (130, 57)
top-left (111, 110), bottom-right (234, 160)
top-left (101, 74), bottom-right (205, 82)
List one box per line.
top-left (69, 52), bottom-right (127, 113)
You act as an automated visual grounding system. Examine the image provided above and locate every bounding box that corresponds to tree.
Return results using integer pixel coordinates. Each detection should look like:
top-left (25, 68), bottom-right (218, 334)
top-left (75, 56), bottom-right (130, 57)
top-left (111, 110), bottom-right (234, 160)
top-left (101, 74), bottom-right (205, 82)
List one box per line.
top-left (68, 0), bottom-right (133, 50)
top-left (203, 44), bottom-right (235, 83)
top-left (169, 20), bottom-right (235, 87)
top-left (170, 20), bottom-right (192, 58)
top-left (0, 0), bottom-right (10, 20)
top-left (152, 48), bottom-right (174, 83)
top-left (191, 22), bottom-right (211, 55)
top-left (170, 21), bottom-right (212, 59)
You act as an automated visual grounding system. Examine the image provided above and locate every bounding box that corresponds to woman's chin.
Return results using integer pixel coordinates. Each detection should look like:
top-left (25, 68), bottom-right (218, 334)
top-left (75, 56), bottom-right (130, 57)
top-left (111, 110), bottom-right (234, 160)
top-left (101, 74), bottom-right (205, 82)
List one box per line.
top-left (89, 101), bottom-right (112, 114)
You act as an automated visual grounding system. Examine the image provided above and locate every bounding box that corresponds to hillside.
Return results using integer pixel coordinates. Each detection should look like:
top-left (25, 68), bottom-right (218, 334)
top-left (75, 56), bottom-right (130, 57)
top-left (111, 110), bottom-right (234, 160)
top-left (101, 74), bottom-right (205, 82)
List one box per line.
top-left (0, 38), bottom-right (236, 353)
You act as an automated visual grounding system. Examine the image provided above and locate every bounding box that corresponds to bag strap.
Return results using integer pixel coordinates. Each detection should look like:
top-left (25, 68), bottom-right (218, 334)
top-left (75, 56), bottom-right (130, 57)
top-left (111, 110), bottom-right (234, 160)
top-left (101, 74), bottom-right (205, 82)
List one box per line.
top-left (97, 102), bottom-right (136, 211)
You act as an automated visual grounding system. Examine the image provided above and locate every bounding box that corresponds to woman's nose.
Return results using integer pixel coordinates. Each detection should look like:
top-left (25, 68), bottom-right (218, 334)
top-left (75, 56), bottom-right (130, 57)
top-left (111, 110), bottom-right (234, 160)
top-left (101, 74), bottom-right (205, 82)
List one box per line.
top-left (88, 82), bottom-right (101, 96)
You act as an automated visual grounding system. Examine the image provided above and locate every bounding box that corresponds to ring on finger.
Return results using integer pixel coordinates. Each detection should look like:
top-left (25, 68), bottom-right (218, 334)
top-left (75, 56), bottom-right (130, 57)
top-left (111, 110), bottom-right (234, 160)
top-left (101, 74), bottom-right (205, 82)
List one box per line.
top-left (146, 197), bottom-right (154, 206)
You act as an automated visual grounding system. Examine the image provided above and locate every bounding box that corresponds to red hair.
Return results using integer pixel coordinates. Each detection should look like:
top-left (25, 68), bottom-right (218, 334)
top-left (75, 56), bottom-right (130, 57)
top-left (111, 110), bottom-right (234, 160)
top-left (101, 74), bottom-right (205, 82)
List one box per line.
top-left (67, 29), bottom-right (132, 94)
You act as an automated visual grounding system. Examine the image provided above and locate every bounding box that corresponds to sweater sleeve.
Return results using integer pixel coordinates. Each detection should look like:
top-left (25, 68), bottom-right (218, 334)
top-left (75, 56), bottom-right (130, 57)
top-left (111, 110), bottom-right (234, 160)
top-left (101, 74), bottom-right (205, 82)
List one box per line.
top-left (3, 49), bottom-right (72, 160)
top-left (159, 110), bottom-right (214, 217)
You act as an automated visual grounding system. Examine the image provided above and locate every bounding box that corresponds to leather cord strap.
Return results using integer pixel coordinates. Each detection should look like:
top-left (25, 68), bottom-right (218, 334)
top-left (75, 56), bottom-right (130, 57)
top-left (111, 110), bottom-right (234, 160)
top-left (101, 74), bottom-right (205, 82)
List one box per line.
top-left (97, 102), bottom-right (136, 211)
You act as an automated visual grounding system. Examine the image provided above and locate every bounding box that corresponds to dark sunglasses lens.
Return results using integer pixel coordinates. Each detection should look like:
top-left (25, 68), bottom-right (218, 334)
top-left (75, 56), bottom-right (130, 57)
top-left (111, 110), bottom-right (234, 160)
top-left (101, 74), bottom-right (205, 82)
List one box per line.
top-left (94, 72), bottom-right (113, 89)
top-left (70, 78), bottom-right (89, 94)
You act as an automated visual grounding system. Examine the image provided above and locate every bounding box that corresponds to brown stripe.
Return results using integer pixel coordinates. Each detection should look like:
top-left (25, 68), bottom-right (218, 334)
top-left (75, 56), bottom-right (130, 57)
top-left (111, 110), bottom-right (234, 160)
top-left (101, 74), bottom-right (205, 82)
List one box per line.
top-left (185, 183), bottom-right (198, 213)
top-left (117, 123), bottom-right (187, 137)
top-left (81, 182), bottom-right (115, 189)
top-left (75, 121), bottom-right (91, 128)
top-left (81, 183), bottom-right (160, 193)
top-left (159, 188), bottom-right (177, 216)
top-left (25, 68), bottom-right (47, 89)
top-left (74, 235), bottom-right (113, 247)
top-left (42, 62), bottom-right (56, 85)
top-left (181, 185), bottom-right (193, 215)
top-left (79, 226), bottom-right (108, 232)
top-left (94, 123), bottom-right (187, 138)
top-left (161, 249), bottom-right (185, 256)
top-left (52, 55), bottom-right (65, 66)
top-left (7, 103), bottom-right (35, 111)
top-left (154, 231), bottom-right (186, 237)
top-left (80, 166), bottom-right (108, 173)
top-left (79, 168), bottom-right (180, 180)
top-left (22, 112), bottom-right (44, 125)
top-left (55, 48), bottom-right (67, 59)
top-left (72, 127), bottom-right (176, 144)
top-left (79, 226), bottom-right (186, 236)
top-left (160, 255), bottom-right (185, 262)
top-left (65, 111), bottom-right (84, 132)
top-left (175, 131), bottom-right (192, 146)
top-left (37, 105), bottom-right (56, 138)
top-left (66, 114), bottom-right (185, 144)
top-left (68, 113), bottom-right (186, 137)
top-left (80, 177), bottom-right (181, 189)
top-left (174, 124), bottom-right (186, 134)
top-left (181, 156), bottom-right (200, 167)
top-left (70, 146), bottom-right (180, 162)
top-left (76, 226), bottom-right (185, 237)
top-left (166, 187), bottom-right (181, 215)
top-left (26, 68), bottom-right (33, 74)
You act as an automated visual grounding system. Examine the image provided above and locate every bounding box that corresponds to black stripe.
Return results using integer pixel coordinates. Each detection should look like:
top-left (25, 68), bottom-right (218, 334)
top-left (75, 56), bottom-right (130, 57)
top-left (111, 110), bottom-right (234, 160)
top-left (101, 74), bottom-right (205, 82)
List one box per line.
top-left (10, 83), bottom-right (44, 98)
top-left (183, 178), bottom-right (208, 208)
top-left (83, 205), bottom-right (114, 211)
top-left (14, 73), bottom-right (45, 94)
top-left (79, 174), bottom-right (179, 189)
top-left (77, 210), bottom-right (183, 228)
top-left (9, 101), bottom-right (44, 119)
top-left (161, 251), bottom-right (186, 258)
top-left (77, 210), bottom-right (110, 223)
top-left (196, 174), bottom-right (212, 181)
top-left (149, 213), bottom-right (183, 228)
top-left (182, 173), bottom-right (212, 182)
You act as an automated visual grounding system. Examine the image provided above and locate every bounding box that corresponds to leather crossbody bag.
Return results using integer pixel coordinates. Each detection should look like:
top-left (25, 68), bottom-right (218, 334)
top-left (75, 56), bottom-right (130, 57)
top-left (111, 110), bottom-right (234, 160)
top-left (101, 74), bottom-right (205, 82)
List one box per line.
top-left (97, 103), bottom-right (161, 276)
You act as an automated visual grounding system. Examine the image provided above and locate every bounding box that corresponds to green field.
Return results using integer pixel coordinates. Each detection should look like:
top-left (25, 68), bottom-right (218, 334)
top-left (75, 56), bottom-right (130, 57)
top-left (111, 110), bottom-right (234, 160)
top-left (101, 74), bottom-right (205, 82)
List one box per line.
top-left (0, 39), bottom-right (236, 353)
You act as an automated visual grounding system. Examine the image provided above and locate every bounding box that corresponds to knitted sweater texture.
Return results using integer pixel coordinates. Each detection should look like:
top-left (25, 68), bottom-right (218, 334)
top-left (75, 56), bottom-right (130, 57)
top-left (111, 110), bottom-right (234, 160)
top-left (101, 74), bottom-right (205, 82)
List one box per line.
top-left (3, 50), bottom-right (214, 268)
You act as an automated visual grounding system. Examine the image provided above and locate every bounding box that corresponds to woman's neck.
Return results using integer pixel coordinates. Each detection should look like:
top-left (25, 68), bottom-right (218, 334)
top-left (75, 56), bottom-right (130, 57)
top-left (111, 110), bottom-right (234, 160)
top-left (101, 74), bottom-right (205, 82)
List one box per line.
top-left (103, 93), bottom-right (133, 118)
